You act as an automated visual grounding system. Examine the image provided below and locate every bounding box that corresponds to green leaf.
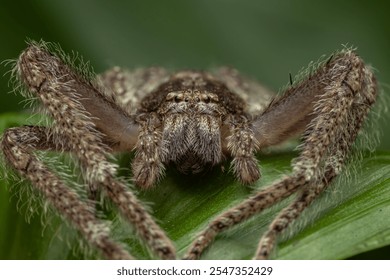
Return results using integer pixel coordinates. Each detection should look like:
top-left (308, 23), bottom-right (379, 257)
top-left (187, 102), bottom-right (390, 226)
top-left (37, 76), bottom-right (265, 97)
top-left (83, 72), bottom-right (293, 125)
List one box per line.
top-left (0, 112), bottom-right (389, 259)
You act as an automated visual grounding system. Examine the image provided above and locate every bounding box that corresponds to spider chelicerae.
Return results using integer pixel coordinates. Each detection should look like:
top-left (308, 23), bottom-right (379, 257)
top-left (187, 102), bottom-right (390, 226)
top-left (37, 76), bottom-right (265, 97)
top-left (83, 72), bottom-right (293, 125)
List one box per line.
top-left (1, 41), bottom-right (377, 259)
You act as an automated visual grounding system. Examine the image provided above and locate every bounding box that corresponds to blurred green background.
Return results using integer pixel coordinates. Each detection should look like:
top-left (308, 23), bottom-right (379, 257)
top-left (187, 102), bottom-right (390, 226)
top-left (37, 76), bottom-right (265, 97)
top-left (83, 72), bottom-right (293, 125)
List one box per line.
top-left (0, 0), bottom-right (389, 149)
top-left (0, 0), bottom-right (389, 260)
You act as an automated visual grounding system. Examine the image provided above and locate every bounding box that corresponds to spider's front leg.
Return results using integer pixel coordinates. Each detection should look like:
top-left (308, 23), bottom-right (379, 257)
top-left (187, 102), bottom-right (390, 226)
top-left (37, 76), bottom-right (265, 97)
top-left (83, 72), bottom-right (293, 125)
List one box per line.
top-left (185, 49), bottom-right (377, 260)
top-left (2, 42), bottom-right (176, 259)
top-left (255, 52), bottom-right (377, 259)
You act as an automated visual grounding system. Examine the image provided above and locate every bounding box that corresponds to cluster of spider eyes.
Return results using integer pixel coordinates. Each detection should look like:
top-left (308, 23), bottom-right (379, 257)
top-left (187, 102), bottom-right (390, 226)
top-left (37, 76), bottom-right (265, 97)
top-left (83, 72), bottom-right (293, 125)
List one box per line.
top-left (165, 91), bottom-right (219, 104)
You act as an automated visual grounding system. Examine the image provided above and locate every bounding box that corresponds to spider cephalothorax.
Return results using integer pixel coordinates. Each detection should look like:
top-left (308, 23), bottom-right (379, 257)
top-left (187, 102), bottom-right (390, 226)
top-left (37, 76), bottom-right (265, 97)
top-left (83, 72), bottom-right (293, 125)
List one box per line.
top-left (1, 41), bottom-right (377, 259)
top-left (130, 70), bottom-right (258, 187)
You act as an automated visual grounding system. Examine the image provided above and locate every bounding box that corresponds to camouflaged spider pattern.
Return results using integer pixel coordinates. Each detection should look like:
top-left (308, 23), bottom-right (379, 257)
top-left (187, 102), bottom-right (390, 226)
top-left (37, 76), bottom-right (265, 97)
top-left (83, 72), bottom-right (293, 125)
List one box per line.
top-left (1, 41), bottom-right (377, 259)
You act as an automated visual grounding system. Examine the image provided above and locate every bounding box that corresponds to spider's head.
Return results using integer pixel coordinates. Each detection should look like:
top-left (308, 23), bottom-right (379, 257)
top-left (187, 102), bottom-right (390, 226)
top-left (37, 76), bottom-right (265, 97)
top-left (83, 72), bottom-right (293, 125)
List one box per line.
top-left (154, 71), bottom-right (227, 174)
top-left (137, 70), bottom-right (246, 175)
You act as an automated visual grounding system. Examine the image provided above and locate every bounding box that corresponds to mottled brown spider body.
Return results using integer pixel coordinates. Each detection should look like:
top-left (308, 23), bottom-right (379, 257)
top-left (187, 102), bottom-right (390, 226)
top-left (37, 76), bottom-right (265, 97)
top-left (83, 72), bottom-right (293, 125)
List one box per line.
top-left (1, 41), bottom-right (377, 259)
top-left (145, 72), bottom-right (231, 174)
top-left (132, 71), bottom-right (257, 186)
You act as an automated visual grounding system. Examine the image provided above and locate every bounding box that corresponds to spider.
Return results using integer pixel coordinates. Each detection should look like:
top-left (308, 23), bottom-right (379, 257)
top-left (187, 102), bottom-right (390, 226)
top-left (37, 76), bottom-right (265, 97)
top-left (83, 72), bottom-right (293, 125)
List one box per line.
top-left (1, 41), bottom-right (377, 260)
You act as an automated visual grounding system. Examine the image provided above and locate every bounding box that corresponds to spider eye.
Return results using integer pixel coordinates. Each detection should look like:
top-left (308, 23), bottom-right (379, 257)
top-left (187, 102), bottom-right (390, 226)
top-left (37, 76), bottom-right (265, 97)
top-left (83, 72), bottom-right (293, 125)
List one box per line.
top-left (200, 94), bottom-right (211, 103)
top-left (174, 96), bottom-right (181, 102)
